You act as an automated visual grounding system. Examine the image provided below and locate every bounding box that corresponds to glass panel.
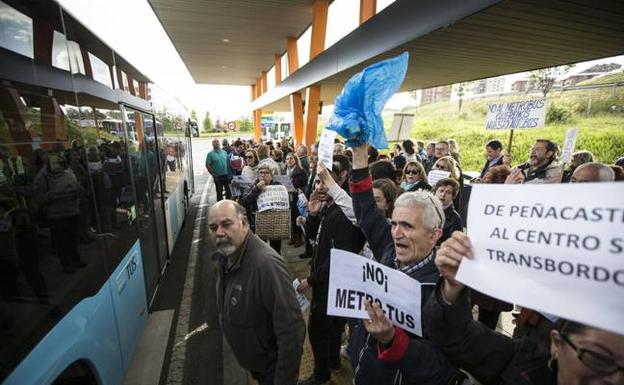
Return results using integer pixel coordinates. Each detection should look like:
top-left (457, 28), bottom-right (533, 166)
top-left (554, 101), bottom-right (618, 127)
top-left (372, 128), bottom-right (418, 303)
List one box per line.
top-left (52, 30), bottom-right (70, 71)
top-left (376, 0), bottom-right (397, 13)
top-left (66, 40), bottom-right (84, 75)
top-left (0, 0), bottom-right (33, 58)
top-left (281, 53), bottom-right (288, 78)
top-left (297, 26), bottom-right (311, 68)
top-left (89, 52), bottom-right (112, 88)
top-left (124, 109), bottom-right (164, 292)
top-left (266, 66), bottom-right (275, 90)
top-left (325, 0), bottom-right (359, 49)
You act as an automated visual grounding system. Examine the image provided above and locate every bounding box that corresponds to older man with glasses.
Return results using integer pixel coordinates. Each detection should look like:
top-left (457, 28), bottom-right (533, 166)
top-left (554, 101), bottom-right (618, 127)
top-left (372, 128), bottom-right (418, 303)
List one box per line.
top-left (344, 144), bottom-right (462, 385)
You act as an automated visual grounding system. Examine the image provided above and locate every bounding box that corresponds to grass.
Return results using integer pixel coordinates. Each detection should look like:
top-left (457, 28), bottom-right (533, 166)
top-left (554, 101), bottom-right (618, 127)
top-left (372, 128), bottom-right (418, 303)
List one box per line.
top-left (318, 88), bottom-right (624, 172)
top-left (577, 70), bottom-right (624, 86)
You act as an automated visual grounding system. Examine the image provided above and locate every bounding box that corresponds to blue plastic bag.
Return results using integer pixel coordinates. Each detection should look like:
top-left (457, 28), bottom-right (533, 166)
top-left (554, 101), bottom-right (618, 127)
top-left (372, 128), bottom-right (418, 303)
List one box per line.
top-left (326, 52), bottom-right (409, 150)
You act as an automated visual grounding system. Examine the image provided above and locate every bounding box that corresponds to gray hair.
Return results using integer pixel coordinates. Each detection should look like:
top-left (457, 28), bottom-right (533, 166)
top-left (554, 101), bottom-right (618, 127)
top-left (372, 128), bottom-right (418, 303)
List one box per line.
top-left (571, 150), bottom-right (593, 166)
top-left (575, 162), bottom-right (615, 182)
top-left (394, 190), bottom-right (445, 231)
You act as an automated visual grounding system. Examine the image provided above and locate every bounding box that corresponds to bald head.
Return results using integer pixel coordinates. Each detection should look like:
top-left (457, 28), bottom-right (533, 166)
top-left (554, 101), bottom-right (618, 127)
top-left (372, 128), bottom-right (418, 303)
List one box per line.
top-left (571, 162), bottom-right (615, 183)
top-left (208, 200), bottom-right (249, 255)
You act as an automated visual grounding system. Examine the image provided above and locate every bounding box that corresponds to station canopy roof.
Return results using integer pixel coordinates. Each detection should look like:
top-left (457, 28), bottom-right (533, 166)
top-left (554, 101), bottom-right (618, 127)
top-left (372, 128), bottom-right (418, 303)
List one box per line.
top-left (149, 0), bottom-right (624, 111)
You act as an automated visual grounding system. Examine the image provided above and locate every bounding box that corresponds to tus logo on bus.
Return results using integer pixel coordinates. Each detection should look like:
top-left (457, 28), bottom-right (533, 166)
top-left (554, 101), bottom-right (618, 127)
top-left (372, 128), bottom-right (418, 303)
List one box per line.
top-left (116, 252), bottom-right (138, 294)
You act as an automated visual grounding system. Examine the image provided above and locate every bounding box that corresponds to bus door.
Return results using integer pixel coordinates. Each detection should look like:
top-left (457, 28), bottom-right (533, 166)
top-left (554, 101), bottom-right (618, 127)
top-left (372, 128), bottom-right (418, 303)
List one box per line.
top-left (121, 107), bottom-right (167, 300)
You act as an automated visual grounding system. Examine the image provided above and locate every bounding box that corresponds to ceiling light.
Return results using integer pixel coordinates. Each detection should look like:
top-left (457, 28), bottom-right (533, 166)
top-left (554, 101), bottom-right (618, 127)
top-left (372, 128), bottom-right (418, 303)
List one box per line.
top-left (222, 38), bottom-right (230, 43)
top-left (221, 65), bottom-right (227, 69)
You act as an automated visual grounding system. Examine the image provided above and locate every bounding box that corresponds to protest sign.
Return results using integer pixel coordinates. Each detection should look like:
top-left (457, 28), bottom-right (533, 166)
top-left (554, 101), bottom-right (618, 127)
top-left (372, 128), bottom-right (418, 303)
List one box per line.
top-left (274, 175), bottom-right (295, 192)
top-left (456, 183), bottom-right (624, 335)
top-left (387, 113), bottom-right (414, 142)
top-left (230, 175), bottom-right (254, 197)
top-left (292, 279), bottom-right (310, 313)
top-left (318, 129), bottom-right (338, 169)
top-left (327, 249), bottom-right (423, 336)
top-left (560, 128), bottom-right (579, 163)
top-left (427, 170), bottom-right (451, 187)
top-left (297, 193), bottom-right (308, 218)
top-left (486, 99), bottom-right (547, 130)
top-left (256, 185), bottom-right (289, 212)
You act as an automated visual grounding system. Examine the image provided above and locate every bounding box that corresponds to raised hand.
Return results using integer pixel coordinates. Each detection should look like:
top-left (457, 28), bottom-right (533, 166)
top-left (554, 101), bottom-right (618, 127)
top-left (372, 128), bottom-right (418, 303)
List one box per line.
top-left (308, 191), bottom-right (322, 216)
top-left (316, 162), bottom-right (336, 187)
top-left (363, 300), bottom-right (395, 344)
top-left (436, 231), bottom-right (473, 303)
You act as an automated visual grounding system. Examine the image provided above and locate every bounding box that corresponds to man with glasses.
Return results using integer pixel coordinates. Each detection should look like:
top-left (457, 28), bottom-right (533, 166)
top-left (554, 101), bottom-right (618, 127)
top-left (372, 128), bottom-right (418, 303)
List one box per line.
top-left (420, 230), bottom-right (624, 384)
top-left (343, 144), bottom-right (462, 385)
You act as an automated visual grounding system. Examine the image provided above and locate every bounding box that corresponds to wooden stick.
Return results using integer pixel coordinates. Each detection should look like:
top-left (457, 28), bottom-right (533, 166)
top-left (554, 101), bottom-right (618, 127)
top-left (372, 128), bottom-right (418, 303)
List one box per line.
top-left (507, 129), bottom-right (514, 155)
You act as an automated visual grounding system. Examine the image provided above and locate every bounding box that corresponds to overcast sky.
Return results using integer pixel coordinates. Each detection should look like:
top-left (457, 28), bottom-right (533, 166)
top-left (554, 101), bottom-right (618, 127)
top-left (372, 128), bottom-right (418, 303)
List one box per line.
top-left (58, 0), bottom-right (624, 120)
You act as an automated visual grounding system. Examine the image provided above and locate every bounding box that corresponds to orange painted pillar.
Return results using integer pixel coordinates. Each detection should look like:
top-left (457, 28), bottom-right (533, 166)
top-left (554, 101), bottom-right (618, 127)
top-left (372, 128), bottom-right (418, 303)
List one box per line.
top-left (305, 85), bottom-right (321, 146)
top-left (261, 71), bottom-right (267, 94)
top-left (274, 54), bottom-right (282, 85)
top-left (287, 36), bottom-right (305, 146)
top-left (303, 0), bottom-right (328, 147)
top-left (0, 86), bottom-right (34, 159)
top-left (41, 97), bottom-right (67, 149)
top-left (359, 0), bottom-right (377, 24)
top-left (291, 93), bottom-right (304, 145)
top-left (254, 109), bottom-right (262, 141)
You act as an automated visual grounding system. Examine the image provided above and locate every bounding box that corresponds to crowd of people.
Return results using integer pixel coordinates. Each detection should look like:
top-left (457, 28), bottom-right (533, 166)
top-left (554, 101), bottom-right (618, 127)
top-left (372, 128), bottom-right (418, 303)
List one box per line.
top-left (206, 135), bottom-right (624, 385)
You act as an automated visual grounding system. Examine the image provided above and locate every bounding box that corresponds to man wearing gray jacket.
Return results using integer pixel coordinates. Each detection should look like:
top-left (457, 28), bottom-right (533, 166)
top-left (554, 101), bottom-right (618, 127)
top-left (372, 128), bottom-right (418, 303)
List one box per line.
top-left (208, 200), bottom-right (305, 385)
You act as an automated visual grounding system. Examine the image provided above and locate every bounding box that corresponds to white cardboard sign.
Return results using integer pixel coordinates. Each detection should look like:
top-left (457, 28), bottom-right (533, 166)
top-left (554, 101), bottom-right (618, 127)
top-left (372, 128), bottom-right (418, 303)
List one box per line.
top-left (456, 183), bottom-right (624, 335)
top-left (256, 185), bottom-right (289, 212)
top-left (318, 129), bottom-right (338, 169)
top-left (327, 249), bottom-right (423, 336)
top-left (485, 99), bottom-right (547, 130)
top-left (427, 170), bottom-right (451, 187)
top-left (561, 128), bottom-right (579, 164)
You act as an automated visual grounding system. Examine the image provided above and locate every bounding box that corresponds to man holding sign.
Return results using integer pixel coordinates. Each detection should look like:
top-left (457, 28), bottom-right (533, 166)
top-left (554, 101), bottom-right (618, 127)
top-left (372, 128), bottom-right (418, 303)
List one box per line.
top-left (344, 144), bottom-right (460, 385)
top-left (426, 229), bottom-right (624, 385)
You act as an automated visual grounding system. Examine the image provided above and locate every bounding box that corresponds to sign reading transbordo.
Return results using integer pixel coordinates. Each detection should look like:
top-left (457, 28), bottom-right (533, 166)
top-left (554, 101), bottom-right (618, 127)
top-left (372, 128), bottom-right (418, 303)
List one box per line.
top-left (327, 249), bottom-right (423, 336)
top-left (456, 183), bottom-right (624, 335)
top-left (486, 99), bottom-right (547, 130)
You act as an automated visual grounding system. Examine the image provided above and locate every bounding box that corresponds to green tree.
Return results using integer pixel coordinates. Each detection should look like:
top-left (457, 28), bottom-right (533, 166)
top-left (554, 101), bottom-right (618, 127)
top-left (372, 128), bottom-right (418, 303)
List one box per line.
top-left (239, 115), bottom-right (252, 132)
top-left (456, 81), bottom-right (471, 112)
top-left (529, 64), bottom-right (574, 97)
top-left (202, 111), bottom-right (213, 132)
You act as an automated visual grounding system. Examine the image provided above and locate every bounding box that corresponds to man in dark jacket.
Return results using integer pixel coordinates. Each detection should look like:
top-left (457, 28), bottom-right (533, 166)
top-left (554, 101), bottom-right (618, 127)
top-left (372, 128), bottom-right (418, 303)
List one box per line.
top-left (209, 200), bottom-right (305, 385)
top-left (346, 144), bottom-right (460, 385)
top-left (479, 139), bottom-right (505, 178)
top-left (296, 164), bottom-right (366, 385)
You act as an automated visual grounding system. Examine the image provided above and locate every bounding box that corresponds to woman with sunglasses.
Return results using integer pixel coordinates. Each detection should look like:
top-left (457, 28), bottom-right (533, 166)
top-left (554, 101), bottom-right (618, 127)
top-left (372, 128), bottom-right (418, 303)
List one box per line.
top-left (241, 149), bottom-right (259, 182)
top-left (400, 161), bottom-right (431, 192)
top-left (420, 231), bottom-right (624, 385)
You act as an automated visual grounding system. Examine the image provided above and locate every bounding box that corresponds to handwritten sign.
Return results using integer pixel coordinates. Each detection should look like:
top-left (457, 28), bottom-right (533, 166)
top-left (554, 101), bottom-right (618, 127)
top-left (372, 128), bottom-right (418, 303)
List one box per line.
top-left (561, 128), bottom-right (579, 163)
top-left (457, 183), bottom-right (624, 335)
top-left (256, 185), bottom-right (289, 212)
top-left (427, 170), bottom-right (451, 187)
top-left (327, 249), bottom-right (423, 336)
top-left (318, 129), bottom-right (337, 169)
top-left (486, 99), bottom-right (547, 130)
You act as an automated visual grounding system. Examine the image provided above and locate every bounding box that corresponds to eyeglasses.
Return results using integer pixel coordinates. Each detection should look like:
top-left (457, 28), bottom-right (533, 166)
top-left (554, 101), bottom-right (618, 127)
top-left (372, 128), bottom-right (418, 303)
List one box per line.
top-left (560, 333), bottom-right (624, 374)
top-left (258, 170), bottom-right (271, 175)
top-left (426, 195), bottom-right (444, 226)
top-left (405, 169), bottom-right (419, 175)
top-left (245, 156), bottom-right (254, 159)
